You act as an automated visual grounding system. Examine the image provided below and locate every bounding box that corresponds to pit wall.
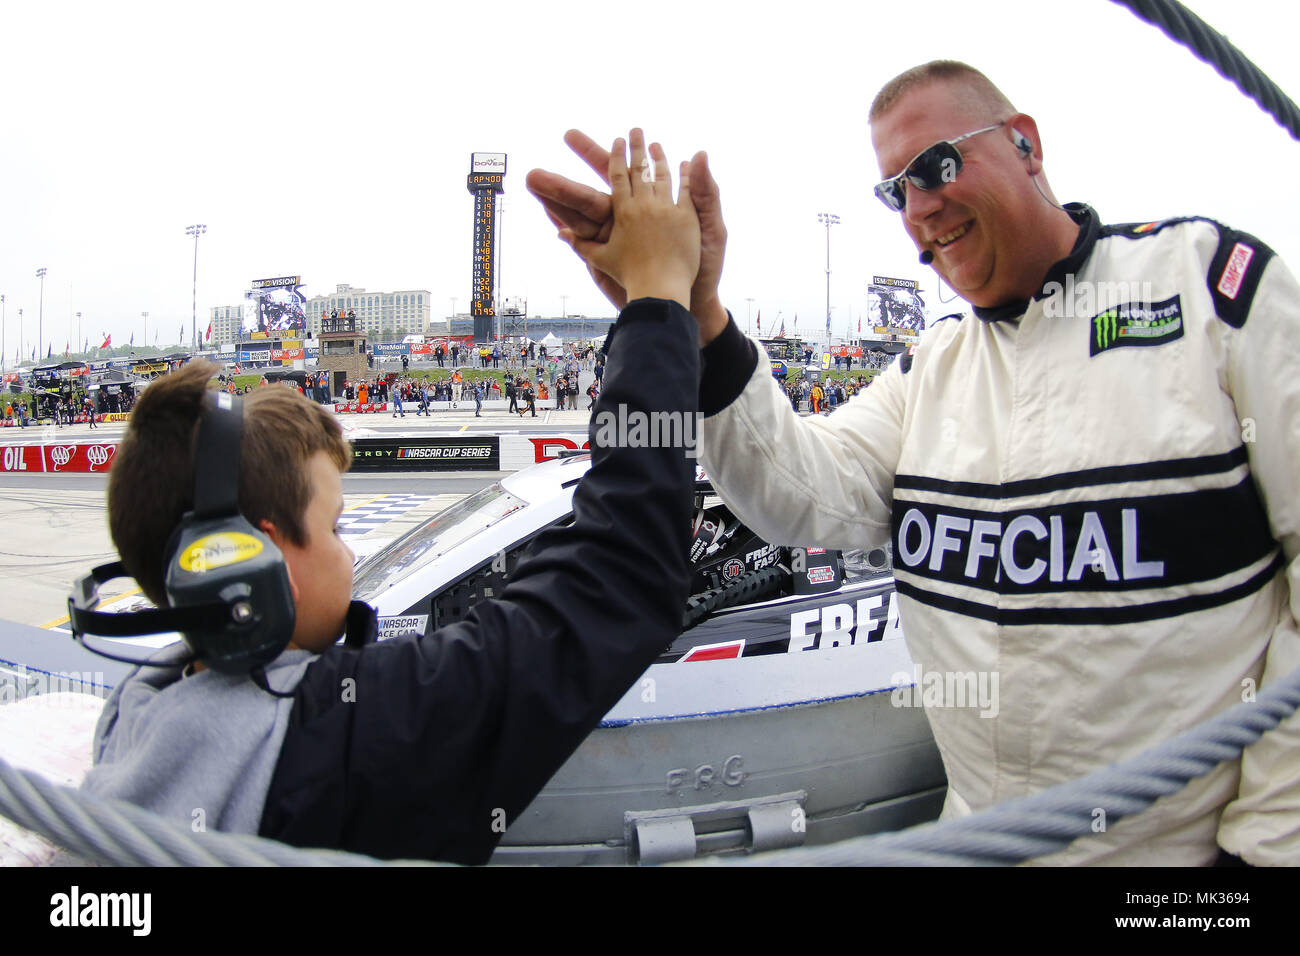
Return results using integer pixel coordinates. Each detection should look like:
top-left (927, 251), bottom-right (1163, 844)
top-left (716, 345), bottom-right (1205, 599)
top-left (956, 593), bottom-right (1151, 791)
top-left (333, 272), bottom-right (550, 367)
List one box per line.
top-left (0, 435), bottom-right (590, 475)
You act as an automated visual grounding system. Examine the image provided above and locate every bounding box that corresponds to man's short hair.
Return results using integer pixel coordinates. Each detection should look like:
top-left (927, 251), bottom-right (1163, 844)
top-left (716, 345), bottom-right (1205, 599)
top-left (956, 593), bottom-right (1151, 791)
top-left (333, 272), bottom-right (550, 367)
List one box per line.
top-left (107, 360), bottom-right (350, 606)
top-left (869, 60), bottom-right (1017, 124)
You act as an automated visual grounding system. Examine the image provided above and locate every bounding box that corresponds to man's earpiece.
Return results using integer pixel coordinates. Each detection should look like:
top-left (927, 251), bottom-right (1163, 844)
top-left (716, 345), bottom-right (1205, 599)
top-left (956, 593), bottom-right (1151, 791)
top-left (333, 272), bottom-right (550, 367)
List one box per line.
top-left (1013, 128), bottom-right (1067, 211)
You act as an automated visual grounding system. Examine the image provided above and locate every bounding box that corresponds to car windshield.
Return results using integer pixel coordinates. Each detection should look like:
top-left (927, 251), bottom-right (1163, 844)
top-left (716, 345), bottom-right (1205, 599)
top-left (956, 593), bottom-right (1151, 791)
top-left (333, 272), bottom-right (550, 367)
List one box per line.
top-left (353, 482), bottom-right (526, 601)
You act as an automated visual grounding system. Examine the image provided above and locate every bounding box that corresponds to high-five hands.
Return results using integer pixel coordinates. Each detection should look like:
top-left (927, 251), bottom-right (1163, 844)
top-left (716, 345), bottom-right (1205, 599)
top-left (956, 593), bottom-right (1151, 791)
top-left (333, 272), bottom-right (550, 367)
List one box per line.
top-left (553, 129), bottom-right (700, 313)
top-left (528, 129), bottom-right (730, 344)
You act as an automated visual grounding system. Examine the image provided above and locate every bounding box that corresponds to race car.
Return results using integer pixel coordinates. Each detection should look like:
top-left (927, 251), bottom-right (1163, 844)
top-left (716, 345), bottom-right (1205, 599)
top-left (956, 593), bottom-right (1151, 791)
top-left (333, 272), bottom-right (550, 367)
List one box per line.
top-left (354, 453), bottom-right (946, 864)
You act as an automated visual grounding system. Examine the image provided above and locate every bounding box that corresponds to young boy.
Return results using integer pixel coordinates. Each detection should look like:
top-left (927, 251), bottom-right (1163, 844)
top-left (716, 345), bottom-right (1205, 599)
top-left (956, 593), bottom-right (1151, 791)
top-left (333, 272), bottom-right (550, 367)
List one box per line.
top-left (81, 130), bottom-right (701, 864)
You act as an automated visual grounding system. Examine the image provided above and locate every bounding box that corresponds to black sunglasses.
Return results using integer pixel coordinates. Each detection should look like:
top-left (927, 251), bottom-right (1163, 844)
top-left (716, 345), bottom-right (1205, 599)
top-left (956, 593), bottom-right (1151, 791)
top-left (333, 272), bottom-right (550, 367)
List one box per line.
top-left (873, 122), bottom-right (1004, 212)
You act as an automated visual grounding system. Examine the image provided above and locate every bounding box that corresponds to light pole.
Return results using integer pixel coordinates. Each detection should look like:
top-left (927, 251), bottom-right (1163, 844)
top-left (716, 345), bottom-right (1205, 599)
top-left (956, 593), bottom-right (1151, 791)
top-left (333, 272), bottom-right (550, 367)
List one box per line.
top-left (745, 297), bottom-right (755, 334)
top-left (817, 213), bottom-right (839, 348)
top-left (1, 294), bottom-right (5, 371)
top-left (186, 224), bottom-right (207, 352)
top-left (36, 267), bottom-right (47, 362)
top-left (76, 312), bottom-right (82, 356)
top-left (18, 309), bottom-right (22, 365)
top-left (449, 297), bottom-right (456, 340)
top-left (142, 312), bottom-right (149, 352)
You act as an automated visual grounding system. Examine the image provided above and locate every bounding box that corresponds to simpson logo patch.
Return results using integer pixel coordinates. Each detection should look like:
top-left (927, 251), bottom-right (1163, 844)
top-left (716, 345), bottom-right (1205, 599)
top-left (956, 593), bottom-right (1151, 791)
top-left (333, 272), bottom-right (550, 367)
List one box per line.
top-left (1090, 295), bottom-right (1184, 357)
top-left (1216, 242), bottom-right (1255, 300)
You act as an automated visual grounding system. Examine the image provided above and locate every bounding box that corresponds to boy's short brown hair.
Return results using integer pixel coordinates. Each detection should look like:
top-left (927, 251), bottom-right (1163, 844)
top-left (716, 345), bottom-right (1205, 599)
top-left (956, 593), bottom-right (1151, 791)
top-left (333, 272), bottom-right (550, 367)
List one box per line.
top-left (107, 361), bottom-right (350, 606)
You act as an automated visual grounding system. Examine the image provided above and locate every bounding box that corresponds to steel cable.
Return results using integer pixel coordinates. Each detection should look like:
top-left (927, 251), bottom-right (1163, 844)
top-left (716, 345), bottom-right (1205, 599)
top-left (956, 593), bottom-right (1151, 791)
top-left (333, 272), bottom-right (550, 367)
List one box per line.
top-left (1111, 0), bottom-right (1300, 140)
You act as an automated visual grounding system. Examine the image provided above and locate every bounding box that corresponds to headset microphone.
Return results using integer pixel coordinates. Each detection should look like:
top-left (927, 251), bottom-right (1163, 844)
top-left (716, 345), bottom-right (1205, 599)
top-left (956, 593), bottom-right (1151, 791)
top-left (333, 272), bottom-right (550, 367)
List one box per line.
top-left (920, 250), bottom-right (935, 265)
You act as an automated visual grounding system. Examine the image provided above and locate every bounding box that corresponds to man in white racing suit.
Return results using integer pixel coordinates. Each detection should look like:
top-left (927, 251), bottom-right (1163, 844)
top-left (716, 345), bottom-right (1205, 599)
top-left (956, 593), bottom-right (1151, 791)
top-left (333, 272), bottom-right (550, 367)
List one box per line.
top-left (527, 61), bottom-right (1300, 866)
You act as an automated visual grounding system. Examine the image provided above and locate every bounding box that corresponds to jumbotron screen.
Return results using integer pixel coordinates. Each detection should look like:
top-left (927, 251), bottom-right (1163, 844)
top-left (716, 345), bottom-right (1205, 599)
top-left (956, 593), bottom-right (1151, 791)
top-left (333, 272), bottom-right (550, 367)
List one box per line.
top-left (244, 275), bottom-right (306, 335)
top-left (867, 275), bottom-right (926, 334)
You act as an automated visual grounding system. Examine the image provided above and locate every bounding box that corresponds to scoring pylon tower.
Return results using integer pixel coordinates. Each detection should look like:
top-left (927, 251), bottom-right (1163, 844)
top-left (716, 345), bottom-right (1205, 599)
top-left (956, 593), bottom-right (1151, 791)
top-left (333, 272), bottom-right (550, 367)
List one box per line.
top-left (467, 153), bottom-right (507, 343)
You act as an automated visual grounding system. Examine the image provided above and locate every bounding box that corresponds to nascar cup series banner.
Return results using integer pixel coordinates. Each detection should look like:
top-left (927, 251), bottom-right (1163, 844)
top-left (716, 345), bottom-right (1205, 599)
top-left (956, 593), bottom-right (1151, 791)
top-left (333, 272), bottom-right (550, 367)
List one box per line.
top-left (350, 437), bottom-right (500, 471)
top-left (0, 434), bottom-right (593, 476)
top-left (347, 434), bottom-right (591, 471)
top-left (348, 434), bottom-right (591, 472)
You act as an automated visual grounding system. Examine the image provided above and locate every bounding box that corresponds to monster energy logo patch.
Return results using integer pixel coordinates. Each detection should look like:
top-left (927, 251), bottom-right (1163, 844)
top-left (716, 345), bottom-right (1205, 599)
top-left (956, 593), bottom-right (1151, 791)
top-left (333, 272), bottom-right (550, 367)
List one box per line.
top-left (1090, 294), bottom-right (1183, 356)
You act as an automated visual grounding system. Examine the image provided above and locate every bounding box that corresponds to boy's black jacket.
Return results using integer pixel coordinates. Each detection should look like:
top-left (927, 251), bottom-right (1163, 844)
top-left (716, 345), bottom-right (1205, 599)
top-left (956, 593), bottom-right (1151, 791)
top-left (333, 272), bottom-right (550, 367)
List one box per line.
top-left (259, 298), bottom-right (697, 863)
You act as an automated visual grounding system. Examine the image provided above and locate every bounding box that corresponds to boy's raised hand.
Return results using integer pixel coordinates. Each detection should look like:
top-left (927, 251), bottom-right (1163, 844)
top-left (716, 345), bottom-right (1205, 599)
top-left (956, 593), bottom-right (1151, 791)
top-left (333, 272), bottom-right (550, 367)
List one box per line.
top-left (556, 129), bottom-right (700, 312)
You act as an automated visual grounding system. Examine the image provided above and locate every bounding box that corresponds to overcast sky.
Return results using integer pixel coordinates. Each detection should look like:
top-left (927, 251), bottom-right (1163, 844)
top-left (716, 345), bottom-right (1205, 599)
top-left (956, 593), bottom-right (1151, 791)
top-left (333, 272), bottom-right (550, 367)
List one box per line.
top-left (1, 0), bottom-right (1297, 358)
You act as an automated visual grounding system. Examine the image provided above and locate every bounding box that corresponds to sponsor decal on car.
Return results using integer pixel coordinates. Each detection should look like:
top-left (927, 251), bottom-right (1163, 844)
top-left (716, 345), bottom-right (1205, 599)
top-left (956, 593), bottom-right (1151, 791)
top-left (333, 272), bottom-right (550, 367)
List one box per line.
top-left (721, 558), bottom-right (745, 580)
top-left (377, 615), bottom-right (428, 641)
top-left (807, 566), bottom-right (835, 585)
top-left (744, 543), bottom-right (782, 570)
top-left (787, 592), bottom-right (904, 653)
top-left (678, 639), bottom-right (746, 663)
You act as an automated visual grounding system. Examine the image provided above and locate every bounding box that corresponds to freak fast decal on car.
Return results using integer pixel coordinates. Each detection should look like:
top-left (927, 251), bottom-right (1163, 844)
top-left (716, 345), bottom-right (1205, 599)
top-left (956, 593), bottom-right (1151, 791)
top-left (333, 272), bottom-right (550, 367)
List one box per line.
top-left (787, 592), bottom-right (904, 653)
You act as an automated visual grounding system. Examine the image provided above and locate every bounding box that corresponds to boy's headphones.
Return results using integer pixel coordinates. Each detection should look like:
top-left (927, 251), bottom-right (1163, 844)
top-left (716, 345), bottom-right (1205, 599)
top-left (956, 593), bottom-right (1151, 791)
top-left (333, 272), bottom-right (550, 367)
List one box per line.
top-left (1012, 129), bottom-right (1033, 155)
top-left (69, 390), bottom-right (297, 676)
